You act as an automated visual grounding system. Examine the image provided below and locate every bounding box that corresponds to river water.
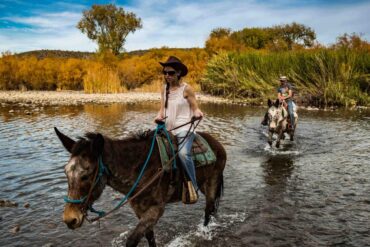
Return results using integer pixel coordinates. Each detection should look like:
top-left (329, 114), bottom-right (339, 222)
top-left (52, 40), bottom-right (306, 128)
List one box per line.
top-left (0, 102), bottom-right (369, 247)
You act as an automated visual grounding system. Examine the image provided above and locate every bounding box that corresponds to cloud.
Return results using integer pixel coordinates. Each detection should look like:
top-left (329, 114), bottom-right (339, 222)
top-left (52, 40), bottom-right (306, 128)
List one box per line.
top-left (0, 0), bottom-right (369, 53)
top-left (1, 11), bottom-right (81, 29)
top-left (125, 0), bottom-right (370, 50)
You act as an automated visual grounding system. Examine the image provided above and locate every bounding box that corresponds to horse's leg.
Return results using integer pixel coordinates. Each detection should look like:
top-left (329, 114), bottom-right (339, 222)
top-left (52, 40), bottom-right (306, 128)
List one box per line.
top-left (145, 229), bottom-right (156, 247)
top-left (276, 128), bottom-right (283, 148)
top-left (290, 119), bottom-right (297, 141)
top-left (268, 131), bottom-right (273, 146)
top-left (290, 129), bottom-right (294, 141)
top-left (202, 170), bottom-right (224, 226)
top-left (126, 204), bottom-right (164, 247)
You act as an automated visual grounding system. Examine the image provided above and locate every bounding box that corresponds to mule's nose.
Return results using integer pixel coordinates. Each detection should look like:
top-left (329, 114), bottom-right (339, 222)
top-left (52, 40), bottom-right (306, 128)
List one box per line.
top-left (64, 216), bottom-right (80, 229)
top-left (63, 209), bottom-right (83, 229)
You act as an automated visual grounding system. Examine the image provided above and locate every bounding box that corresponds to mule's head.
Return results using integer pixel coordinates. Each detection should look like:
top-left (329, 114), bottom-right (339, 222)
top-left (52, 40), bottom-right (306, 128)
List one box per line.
top-left (267, 99), bottom-right (285, 132)
top-left (55, 127), bottom-right (106, 229)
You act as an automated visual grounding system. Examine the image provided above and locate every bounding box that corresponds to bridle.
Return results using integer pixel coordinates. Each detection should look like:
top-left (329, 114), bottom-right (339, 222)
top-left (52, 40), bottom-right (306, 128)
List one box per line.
top-left (64, 156), bottom-right (110, 217)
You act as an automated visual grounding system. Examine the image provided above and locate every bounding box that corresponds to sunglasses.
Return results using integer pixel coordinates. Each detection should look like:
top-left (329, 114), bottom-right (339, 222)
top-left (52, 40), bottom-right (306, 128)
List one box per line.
top-left (162, 70), bottom-right (176, 76)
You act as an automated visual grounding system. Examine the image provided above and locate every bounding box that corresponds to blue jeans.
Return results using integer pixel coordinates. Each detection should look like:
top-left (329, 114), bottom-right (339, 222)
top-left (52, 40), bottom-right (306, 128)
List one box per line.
top-left (176, 131), bottom-right (199, 191)
top-left (287, 100), bottom-right (295, 127)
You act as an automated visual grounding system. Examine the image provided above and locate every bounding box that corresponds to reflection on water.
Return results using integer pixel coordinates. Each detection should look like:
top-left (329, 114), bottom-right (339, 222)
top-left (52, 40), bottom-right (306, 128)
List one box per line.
top-left (0, 103), bottom-right (369, 247)
top-left (262, 155), bottom-right (294, 187)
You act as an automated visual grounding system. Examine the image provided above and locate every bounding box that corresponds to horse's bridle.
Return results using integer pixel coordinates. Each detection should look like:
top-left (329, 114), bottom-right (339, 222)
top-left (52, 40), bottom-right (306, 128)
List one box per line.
top-left (64, 156), bottom-right (109, 217)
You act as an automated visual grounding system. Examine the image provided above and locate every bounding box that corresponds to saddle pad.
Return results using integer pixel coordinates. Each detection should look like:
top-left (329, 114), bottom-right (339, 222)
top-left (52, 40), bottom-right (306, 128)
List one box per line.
top-left (156, 134), bottom-right (217, 172)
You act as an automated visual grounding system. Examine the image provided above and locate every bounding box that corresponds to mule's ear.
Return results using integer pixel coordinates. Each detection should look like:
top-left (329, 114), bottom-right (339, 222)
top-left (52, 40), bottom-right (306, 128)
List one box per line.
top-left (268, 99), bottom-right (272, 107)
top-left (54, 127), bottom-right (75, 153)
top-left (92, 134), bottom-right (104, 157)
top-left (274, 99), bottom-right (280, 107)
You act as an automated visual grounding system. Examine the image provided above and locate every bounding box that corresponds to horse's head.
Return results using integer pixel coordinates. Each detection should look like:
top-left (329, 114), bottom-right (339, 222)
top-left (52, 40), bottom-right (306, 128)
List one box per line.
top-left (267, 99), bottom-right (287, 132)
top-left (54, 127), bottom-right (106, 229)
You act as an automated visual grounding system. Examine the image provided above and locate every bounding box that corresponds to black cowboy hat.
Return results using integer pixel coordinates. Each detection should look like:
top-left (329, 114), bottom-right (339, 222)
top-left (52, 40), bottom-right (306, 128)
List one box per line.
top-left (159, 56), bottom-right (188, 77)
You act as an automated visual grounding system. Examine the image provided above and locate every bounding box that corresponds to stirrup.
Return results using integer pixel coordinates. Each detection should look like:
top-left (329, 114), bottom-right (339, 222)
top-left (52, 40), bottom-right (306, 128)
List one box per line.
top-left (182, 181), bottom-right (198, 204)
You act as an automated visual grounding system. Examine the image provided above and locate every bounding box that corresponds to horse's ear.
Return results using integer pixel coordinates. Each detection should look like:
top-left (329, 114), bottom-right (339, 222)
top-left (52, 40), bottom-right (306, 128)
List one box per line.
top-left (54, 127), bottom-right (75, 153)
top-left (268, 99), bottom-right (272, 107)
top-left (91, 134), bottom-right (104, 157)
top-left (274, 99), bottom-right (280, 107)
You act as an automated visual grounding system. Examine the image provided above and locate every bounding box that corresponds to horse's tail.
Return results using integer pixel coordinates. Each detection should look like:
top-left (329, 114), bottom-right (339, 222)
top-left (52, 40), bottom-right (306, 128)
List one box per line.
top-left (214, 173), bottom-right (224, 213)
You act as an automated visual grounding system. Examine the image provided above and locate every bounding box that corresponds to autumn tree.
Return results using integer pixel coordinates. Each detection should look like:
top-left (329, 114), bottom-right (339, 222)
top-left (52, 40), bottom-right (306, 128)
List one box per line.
top-left (205, 23), bottom-right (317, 52)
top-left (333, 33), bottom-right (370, 51)
top-left (205, 27), bottom-right (246, 53)
top-left (77, 4), bottom-right (142, 55)
top-left (273, 22), bottom-right (316, 49)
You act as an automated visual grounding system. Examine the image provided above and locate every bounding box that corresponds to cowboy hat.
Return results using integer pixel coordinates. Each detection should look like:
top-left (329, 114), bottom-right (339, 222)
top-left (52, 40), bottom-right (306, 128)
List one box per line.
top-left (159, 56), bottom-right (188, 77)
top-left (279, 76), bottom-right (287, 82)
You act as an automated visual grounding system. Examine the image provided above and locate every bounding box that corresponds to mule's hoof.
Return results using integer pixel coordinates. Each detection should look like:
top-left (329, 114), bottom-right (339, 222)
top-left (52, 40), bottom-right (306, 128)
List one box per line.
top-left (126, 237), bottom-right (139, 247)
top-left (268, 141), bottom-right (272, 146)
top-left (276, 142), bottom-right (280, 148)
top-left (204, 216), bottom-right (210, 227)
top-left (290, 136), bottom-right (294, 141)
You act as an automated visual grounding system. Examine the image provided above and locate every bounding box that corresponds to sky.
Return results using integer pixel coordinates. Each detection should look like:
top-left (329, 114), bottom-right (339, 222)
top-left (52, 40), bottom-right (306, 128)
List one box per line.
top-left (0, 0), bottom-right (369, 53)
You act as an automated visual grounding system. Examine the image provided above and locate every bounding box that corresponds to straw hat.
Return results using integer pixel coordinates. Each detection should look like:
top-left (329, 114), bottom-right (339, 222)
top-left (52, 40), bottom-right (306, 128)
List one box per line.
top-left (279, 76), bottom-right (287, 82)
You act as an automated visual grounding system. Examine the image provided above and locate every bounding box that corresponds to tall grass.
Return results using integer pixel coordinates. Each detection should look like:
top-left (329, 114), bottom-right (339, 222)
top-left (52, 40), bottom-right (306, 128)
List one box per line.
top-left (83, 63), bottom-right (126, 93)
top-left (201, 49), bottom-right (370, 107)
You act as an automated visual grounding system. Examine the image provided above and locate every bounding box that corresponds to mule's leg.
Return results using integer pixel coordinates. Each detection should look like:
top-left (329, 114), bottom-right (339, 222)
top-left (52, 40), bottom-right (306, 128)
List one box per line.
top-left (290, 130), bottom-right (294, 141)
top-left (268, 131), bottom-right (273, 146)
top-left (203, 173), bottom-right (223, 226)
top-left (126, 204), bottom-right (164, 247)
top-left (276, 129), bottom-right (283, 148)
top-left (145, 229), bottom-right (156, 247)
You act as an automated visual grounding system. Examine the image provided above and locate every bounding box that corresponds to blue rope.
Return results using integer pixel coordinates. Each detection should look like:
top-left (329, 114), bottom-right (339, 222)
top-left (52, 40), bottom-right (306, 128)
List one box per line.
top-left (112, 124), bottom-right (161, 209)
top-left (161, 125), bottom-right (177, 170)
top-left (64, 195), bottom-right (86, 204)
top-left (88, 205), bottom-right (106, 217)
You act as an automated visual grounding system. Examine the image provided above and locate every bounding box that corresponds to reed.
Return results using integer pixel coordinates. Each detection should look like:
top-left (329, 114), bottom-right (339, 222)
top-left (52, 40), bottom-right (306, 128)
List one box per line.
top-left (83, 63), bottom-right (126, 93)
top-left (201, 49), bottom-right (370, 106)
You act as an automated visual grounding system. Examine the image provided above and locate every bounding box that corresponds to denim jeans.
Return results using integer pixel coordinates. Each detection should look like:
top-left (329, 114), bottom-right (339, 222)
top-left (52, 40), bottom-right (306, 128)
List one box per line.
top-left (287, 100), bottom-right (295, 127)
top-left (176, 130), bottom-right (199, 191)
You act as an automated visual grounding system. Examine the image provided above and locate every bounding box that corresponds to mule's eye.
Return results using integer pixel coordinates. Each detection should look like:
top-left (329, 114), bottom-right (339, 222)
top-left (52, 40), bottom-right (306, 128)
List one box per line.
top-left (81, 175), bottom-right (89, 181)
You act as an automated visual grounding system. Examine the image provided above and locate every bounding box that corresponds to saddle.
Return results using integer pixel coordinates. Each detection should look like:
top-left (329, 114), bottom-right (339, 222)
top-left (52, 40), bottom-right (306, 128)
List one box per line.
top-left (156, 132), bottom-right (217, 204)
top-left (156, 132), bottom-right (217, 172)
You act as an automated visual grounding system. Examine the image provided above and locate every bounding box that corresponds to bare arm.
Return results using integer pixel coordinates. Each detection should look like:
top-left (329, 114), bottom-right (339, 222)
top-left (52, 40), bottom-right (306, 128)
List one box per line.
top-left (184, 85), bottom-right (203, 118)
top-left (278, 89), bottom-right (293, 101)
top-left (154, 85), bottom-right (165, 121)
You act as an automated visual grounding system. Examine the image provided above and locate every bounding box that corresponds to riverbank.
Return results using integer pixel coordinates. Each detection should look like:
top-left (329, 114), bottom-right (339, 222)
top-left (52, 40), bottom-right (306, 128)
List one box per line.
top-left (0, 90), bottom-right (229, 106)
top-left (0, 91), bottom-right (368, 111)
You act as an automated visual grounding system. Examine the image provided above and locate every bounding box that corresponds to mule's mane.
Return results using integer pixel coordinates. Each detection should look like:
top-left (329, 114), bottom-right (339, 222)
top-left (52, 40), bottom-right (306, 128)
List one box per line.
top-left (71, 132), bottom-right (99, 155)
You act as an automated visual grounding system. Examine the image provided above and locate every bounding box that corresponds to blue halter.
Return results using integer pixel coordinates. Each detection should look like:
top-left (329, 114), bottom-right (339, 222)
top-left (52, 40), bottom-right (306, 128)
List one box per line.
top-left (64, 156), bottom-right (109, 204)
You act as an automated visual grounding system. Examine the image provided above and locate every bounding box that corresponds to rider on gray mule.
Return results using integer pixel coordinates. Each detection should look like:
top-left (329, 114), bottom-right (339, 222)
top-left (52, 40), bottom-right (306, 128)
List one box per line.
top-left (277, 76), bottom-right (296, 130)
top-left (261, 76), bottom-right (296, 129)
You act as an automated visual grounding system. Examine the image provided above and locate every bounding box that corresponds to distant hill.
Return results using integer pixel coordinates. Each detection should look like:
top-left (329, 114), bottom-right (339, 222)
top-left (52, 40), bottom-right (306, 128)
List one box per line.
top-left (16, 50), bottom-right (95, 59)
top-left (15, 48), bottom-right (200, 59)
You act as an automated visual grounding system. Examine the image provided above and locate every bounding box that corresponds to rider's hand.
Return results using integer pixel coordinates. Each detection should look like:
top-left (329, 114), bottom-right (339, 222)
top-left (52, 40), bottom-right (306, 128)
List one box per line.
top-left (193, 109), bottom-right (204, 119)
top-left (154, 114), bottom-right (164, 123)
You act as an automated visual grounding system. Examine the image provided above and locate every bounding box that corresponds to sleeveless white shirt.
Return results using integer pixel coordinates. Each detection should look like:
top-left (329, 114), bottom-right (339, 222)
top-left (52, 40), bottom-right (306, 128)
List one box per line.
top-left (164, 83), bottom-right (194, 135)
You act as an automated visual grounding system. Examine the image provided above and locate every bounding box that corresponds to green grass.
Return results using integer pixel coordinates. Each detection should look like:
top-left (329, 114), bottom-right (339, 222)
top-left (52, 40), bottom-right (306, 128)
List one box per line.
top-left (201, 49), bottom-right (370, 107)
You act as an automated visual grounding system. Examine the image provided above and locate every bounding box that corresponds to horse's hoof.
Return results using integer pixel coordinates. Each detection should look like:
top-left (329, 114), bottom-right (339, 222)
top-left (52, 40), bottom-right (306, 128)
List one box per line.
top-left (276, 142), bottom-right (280, 148)
top-left (126, 237), bottom-right (139, 247)
top-left (268, 141), bottom-right (272, 146)
top-left (290, 136), bottom-right (294, 141)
